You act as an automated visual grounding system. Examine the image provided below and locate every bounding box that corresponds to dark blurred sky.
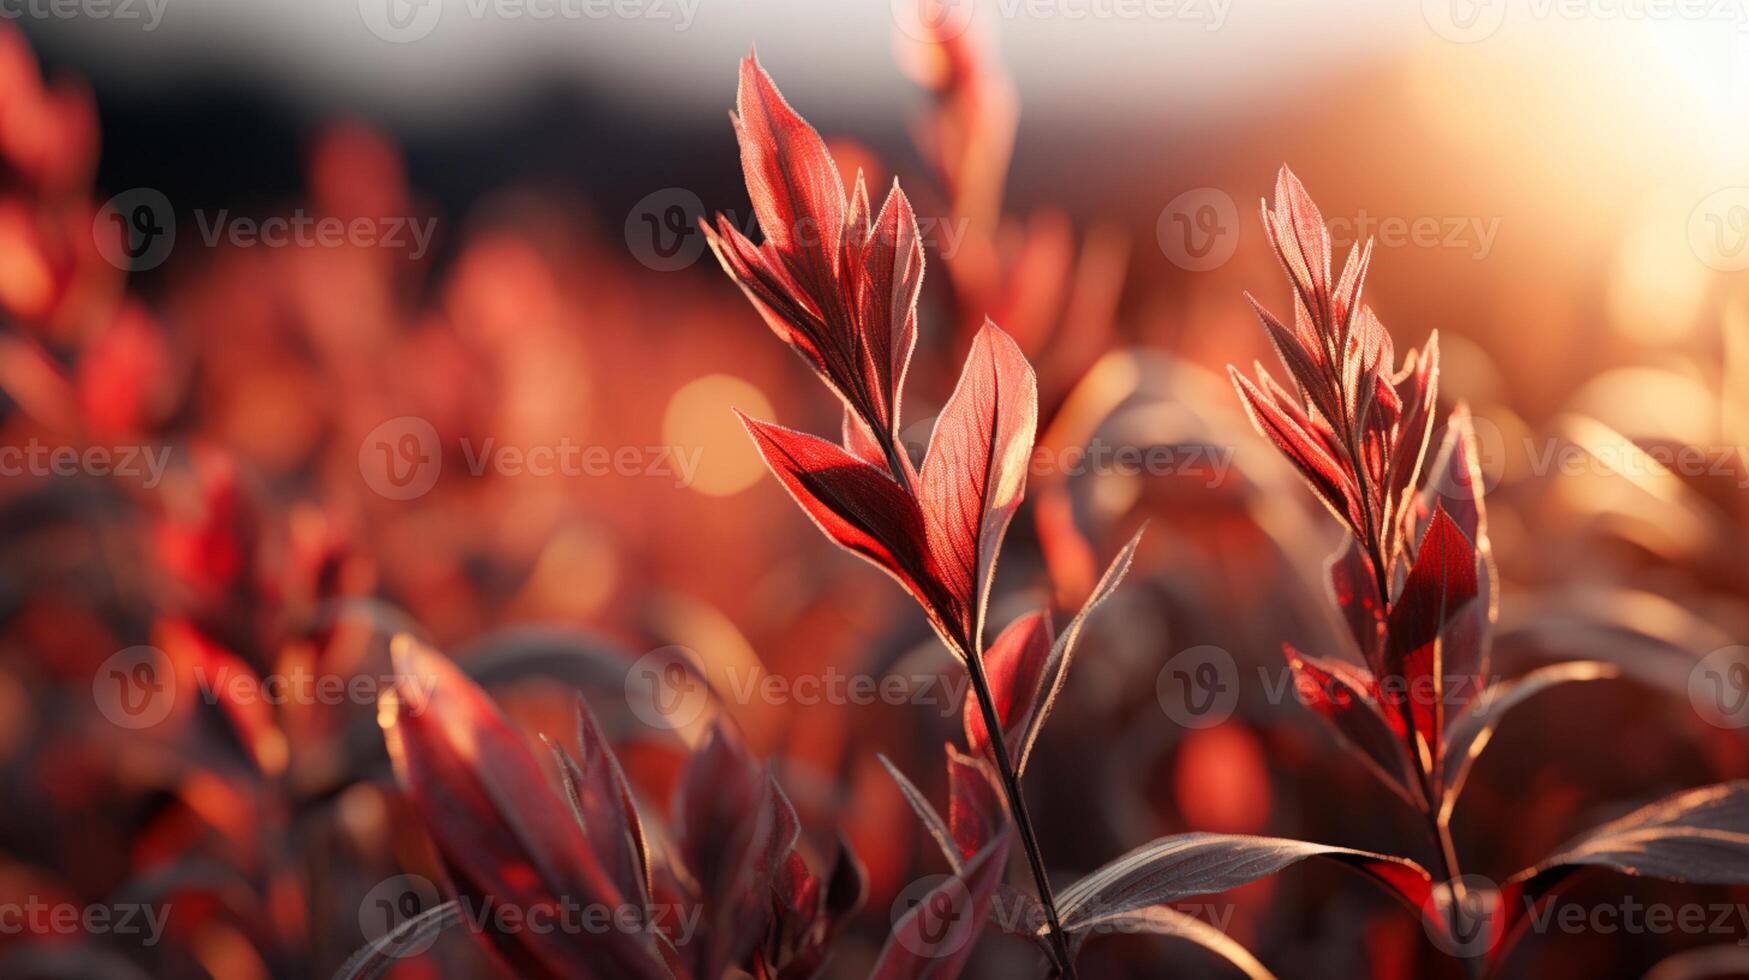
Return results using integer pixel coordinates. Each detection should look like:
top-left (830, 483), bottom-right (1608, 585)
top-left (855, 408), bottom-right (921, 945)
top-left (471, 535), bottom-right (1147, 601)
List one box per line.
top-left (14, 0), bottom-right (1412, 225)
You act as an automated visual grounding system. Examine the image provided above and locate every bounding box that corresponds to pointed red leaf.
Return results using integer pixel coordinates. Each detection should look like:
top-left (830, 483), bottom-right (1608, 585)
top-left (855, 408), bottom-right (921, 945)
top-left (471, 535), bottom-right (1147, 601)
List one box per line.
top-left (740, 414), bottom-right (956, 644)
top-left (1057, 832), bottom-right (1433, 929)
top-left (549, 698), bottom-right (653, 915)
top-left (1230, 366), bottom-right (1358, 530)
top-left (1284, 645), bottom-right (1421, 809)
top-left (1384, 506), bottom-right (1479, 773)
top-left (850, 180), bottom-right (923, 439)
top-left (380, 637), bottom-right (667, 980)
top-left (1415, 402), bottom-right (1494, 697)
top-left (919, 320), bottom-right (1038, 651)
top-left (1264, 166), bottom-right (1333, 331)
top-left (1326, 541), bottom-right (1386, 673)
top-left (734, 52), bottom-right (844, 283)
top-left (674, 719), bottom-right (780, 975)
top-left (946, 746), bottom-right (1006, 861)
top-left (963, 610), bottom-right (1052, 762)
top-left (712, 55), bottom-right (921, 448)
top-left (1016, 527), bottom-right (1145, 775)
top-left (869, 836), bottom-right (1010, 980)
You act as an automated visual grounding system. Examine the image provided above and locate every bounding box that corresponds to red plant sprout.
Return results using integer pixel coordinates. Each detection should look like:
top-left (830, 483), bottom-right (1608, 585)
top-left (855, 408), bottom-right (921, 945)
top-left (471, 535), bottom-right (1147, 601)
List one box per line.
top-left (1232, 167), bottom-right (1749, 975)
top-left (353, 636), bottom-right (866, 980)
top-left (709, 55), bottom-right (1466, 980)
top-left (709, 51), bottom-right (1090, 977)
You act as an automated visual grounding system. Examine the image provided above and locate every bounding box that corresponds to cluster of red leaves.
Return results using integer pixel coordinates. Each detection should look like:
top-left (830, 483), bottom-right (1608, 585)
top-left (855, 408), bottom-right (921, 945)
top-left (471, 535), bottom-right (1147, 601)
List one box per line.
top-left (364, 638), bottom-right (864, 980)
top-left (705, 55), bottom-right (1434, 980)
top-left (1233, 169), bottom-right (1749, 973)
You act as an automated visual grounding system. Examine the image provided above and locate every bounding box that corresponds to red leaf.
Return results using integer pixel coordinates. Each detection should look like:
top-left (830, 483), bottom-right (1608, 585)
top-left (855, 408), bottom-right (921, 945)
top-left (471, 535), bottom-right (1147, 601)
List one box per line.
top-left (1325, 541), bottom-right (1385, 673)
top-left (1056, 832), bottom-right (1433, 929)
top-left (849, 180), bottom-right (924, 438)
top-left (963, 610), bottom-right (1052, 762)
top-left (1016, 527), bottom-right (1144, 775)
top-left (547, 698), bottom-right (652, 916)
top-left (1284, 645), bottom-right (1422, 809)
top-left (380, 637), bottom-right (667, 980)
top-left (1414, 402), bottom-right (1495, 697)
top-left (1385, 506), bottom-right (1479, 774)
top-left (946, 747), bottom-right (1006, 861)
top-left (709, 54), bottom-right (920, 449)
top-left (918, 320), bottom-right (1038, 651)
top-left (1263, 166), bottom-right (1333, 330)
top-left (869, 836), bottom-right (1010, 980)
top-left (675, 719), bottom-right (782, 975)
top-left (1230, 366), bottom-right (1358, 530)
top-left (740, 414), bottom-right (957, 646)
top-left (733, 51), bottom-right (844, 288)
top-left (842, 404), bottom-right (887, 468)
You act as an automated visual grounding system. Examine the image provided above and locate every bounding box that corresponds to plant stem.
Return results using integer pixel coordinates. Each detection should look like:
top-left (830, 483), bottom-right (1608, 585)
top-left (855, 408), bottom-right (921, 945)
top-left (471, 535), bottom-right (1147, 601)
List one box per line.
top-left (963, 644), bottom-right (1079, 979)
top-left (1428, 810), bottom-right (1482, 980)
